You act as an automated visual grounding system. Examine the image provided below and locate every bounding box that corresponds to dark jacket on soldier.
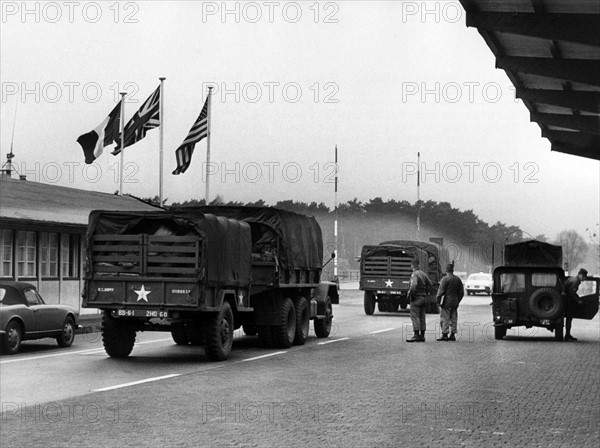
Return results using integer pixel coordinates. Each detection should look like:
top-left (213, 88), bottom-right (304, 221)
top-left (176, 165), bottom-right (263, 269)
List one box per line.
top-left (436, 273), bottom-right (464, 309)
top-left (409, 269), bottom-right (433, 300)
top-left (564, 276), bottom-right (582, 303)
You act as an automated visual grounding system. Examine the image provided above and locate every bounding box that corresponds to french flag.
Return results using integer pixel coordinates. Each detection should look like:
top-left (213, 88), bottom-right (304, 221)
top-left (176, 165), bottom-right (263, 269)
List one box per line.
top-left (77, 101), bottom-right (121, 164)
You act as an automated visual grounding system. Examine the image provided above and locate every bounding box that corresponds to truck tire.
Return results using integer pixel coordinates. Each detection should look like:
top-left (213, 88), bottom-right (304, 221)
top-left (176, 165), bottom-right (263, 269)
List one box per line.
top-left (274, 297), bottom-right (296, 348)
top-left (57, 316), bottom-right (75, 348)
top-left (314, 297), bottom-right (333, 338)
top-left (102, 313), bottom-right (136, 358)
top-left (494, 325), bottom-right (507, 340)
top-left (258, 326), bottom-right (275, 348)
top-left (528, 288), bottom-right (563, 320)
top-left (171, 329), bottom-right (190, 345)
top-left (203, 301), bottom-right (234, 361)
top-left (364, 291), bottom-right (375, 315)
top-left (293, 297), bottom-right (310, 345)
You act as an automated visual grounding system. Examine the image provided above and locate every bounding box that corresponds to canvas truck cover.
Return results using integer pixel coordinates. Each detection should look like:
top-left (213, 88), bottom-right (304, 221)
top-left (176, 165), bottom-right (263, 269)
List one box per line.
top-left (504, 240), bottom-right (563, 267)
top-left (86, 210), bottom-right (252, 287)
top-left (360, 245), bottom-right (411, 259)
top-left (175, 206), bottom-right (324, 271)
top-left (378, 240), bottom-right (442, 282)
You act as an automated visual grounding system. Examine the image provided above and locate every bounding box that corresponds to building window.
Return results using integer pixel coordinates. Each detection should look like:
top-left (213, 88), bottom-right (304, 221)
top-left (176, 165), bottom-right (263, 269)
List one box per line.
top-left (17, 231), bottom-right (36, 278)
top-left (1, 230), bottom-right (13, 278)
top-left (40, 232), bottom-right (59, 278)
top-left (61, 234), bottom-right (79, 278)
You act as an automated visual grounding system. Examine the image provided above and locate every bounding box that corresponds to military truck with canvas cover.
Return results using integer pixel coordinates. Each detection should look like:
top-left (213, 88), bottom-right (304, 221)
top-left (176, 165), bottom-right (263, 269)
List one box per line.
top-left (359, 240), bottom-right (441, 315)
top-left (492, 240), bottom-right (599, 340)
top-left (83, 207), bottom-right (338, 361)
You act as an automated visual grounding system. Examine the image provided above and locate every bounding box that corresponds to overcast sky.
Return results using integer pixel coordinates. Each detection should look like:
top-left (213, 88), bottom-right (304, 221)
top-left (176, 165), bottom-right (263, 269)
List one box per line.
top-left (1, 1), bottom-right (598, 241)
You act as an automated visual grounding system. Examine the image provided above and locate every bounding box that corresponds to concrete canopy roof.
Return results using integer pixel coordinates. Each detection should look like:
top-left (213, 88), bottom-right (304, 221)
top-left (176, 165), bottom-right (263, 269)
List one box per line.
top-left (0, 177), bottom-right (159, 228)
top-left (460, 0), bottom-right (600, 160)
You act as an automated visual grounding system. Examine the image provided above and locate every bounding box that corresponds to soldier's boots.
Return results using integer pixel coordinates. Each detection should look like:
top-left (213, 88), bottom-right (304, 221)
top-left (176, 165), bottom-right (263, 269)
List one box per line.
top-left (407, 331), bottom-right (426, 343)
top-left (448, 333), bottom-right (456, 341)
top-left (437, 333), bottom-right (449, 341)
top-left (565, 334), bottom-right (578, 341)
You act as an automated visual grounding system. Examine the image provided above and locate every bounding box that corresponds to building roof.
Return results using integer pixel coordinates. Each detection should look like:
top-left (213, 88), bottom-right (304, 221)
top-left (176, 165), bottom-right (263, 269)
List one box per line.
top-left (0, 177), bottom-right (159, 228)
top-left (460, 0), bottom-right (600, 160)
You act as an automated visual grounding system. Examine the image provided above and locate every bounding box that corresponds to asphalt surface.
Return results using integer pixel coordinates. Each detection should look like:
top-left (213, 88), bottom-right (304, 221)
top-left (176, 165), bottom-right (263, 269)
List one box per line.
top-left (1, 286), bottom-right (599, 448)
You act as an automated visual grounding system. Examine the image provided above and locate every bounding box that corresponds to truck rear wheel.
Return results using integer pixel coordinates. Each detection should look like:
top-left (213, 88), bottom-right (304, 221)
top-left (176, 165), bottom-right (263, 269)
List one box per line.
top-left (314, 297), bottom-right (333, 338)
top-left (171, 329), bottom-right (190, 345)
top-left (274, 297), bottom-right (296, 348)
top-left (102, 313), bottom-right (136, 358)
top-left (293, 297), bottom-right (310, 345)
top-left (494, 325), bottom-right (507, 340)
top-left (364, 291), bottom-right (375, 315)
top-left (203, 301), bottom-right (234, 361)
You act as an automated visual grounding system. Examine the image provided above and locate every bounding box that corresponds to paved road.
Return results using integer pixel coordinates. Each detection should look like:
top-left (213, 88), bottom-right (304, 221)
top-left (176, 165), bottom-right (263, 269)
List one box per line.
top-left (1, 288), bottom-right (599, 447)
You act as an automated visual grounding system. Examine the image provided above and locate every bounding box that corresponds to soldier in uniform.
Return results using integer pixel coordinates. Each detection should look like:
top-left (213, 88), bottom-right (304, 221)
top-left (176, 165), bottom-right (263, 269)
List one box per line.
top-left (563, 268), bottom-right (588, 341)
top-left (435, 263), bottom-right (464, 341)
top-left (406, 259), bottom-right (433, 343)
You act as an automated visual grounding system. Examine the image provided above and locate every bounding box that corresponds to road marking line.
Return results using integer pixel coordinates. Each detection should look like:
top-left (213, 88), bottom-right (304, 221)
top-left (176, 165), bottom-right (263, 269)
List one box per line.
top-left (370, 328), bottom-right (396, 334)
top-left (241, 351), bottom-right (287, 362)
top-left (0, 338), bottom-right (173, 364)
top-left (317, 337), bottom-right (349, 345)
top-left (93, 374), bottom-right (181, 392)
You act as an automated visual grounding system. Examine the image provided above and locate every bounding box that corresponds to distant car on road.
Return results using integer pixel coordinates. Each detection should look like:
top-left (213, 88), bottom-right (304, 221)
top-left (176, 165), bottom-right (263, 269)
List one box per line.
top-left (465, 272), bottom-right (493, 295)
top-left (0, 281), bottom-right (80, 354)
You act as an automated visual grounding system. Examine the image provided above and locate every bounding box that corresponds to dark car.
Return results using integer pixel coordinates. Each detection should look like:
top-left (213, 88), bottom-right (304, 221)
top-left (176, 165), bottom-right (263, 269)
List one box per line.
top-left (0, 281), bottom-right (80, 354)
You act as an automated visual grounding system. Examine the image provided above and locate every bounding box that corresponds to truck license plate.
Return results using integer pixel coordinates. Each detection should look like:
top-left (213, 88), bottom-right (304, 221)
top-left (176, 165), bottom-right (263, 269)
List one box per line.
top-left (114, 309), bottom-right (168, 318)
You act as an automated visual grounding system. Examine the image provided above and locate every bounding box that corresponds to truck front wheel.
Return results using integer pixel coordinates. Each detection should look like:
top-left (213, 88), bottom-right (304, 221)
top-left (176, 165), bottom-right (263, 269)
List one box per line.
top-left (314, 297), bottom-right (333, 338)
top-left (102, 313), bottom-right (136, 358)
top-left (274, 297), bottom-right (296, 348)
top-left (203, 301), bottom-right (234, 361)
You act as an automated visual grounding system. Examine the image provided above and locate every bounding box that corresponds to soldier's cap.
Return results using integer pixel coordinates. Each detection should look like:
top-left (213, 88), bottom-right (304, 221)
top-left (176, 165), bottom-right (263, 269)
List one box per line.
top-left (446, 263), bottom-right (454, 272)
top-left (578, 268), bottom-right (588, 278)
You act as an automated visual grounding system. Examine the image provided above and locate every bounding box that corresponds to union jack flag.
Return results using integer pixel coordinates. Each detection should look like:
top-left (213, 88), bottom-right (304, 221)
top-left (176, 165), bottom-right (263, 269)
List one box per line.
top-left (172, 97), bottom-right (209, 175)
top-left (112, 85), bottom-right (160, 154)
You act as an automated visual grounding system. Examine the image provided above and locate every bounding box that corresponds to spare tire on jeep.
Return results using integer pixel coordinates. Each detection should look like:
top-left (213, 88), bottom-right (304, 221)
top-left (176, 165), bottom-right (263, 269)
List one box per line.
top-left (528, 288), bottom-right (563, 320)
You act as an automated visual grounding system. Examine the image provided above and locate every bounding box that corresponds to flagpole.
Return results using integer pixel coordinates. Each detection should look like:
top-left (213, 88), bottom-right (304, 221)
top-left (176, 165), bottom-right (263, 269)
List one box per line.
top-left (119, 92), bottom-right (126, 195)
top-left (205, 86), bottom-right (213, 204)
top-left (416, 151), bottom-right (421, 241)
top-left (334, 145), bottom-right (338, 278)
top-left (159, 77), bottom-right (166, 206)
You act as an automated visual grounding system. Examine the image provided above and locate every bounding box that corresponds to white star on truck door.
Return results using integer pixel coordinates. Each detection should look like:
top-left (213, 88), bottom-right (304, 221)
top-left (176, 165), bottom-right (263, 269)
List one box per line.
top-left (385, 279), bottom-right (393, 287)
top-left (135, 285), bottom-right (150, 302)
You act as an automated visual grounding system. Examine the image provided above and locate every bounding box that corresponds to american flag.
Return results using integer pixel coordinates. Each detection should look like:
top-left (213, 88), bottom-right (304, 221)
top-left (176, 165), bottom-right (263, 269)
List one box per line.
top-left (172, 97), bottom-right (209, 175)
top-left (112, 85), bottom-right (160, 155)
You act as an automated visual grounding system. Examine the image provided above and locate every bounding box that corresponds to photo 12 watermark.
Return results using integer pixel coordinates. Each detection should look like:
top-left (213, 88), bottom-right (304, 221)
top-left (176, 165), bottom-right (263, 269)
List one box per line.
top-left (3, 161), bottom-right (140, 185)
top-left (1, 81), bottom-right (140, 104)
top-left (401, 82), bottom-right (519, 104)
top-left (199, 401), bottom-right (341, 424)
top-left (1, 1), bottom-right (140, 24)
top-left (401, 161), bottom-right (540, 185)
top-left (202, 161), bottom-right (338, 185)
top-left (1, 401), bottom-right (139, 424)
top-left (201, 1), bottom-right (340, 24)
top-left (203, 81), bottom-right (340, 104)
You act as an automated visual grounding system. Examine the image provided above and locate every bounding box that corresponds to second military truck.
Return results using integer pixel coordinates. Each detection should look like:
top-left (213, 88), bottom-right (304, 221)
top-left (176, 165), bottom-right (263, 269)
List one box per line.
top-left (83, 206), bottom-right (338, 361)
top-left (359, 240), bottom-right (441, 315)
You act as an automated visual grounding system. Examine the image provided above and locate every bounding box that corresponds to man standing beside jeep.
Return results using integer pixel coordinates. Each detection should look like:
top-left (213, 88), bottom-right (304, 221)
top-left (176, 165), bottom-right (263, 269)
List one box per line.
top-left (406, 259), bottom-right (433, 343)
top-left (435, 263), bottom-right (465, 341)
top-left (563, 268), bottom-right (588, 341)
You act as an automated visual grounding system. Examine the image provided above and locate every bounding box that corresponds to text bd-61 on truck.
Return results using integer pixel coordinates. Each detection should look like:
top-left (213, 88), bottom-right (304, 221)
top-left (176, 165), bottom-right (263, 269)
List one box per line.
top-left (82, 206), bottom-right (339, 361)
